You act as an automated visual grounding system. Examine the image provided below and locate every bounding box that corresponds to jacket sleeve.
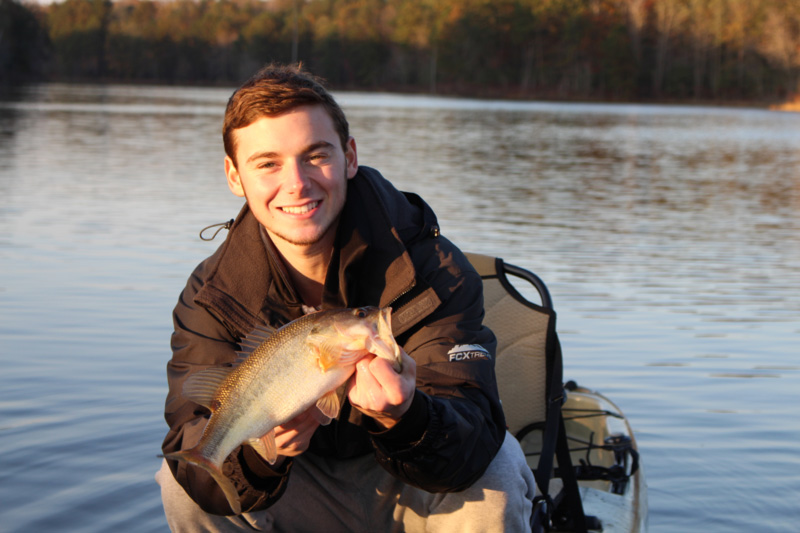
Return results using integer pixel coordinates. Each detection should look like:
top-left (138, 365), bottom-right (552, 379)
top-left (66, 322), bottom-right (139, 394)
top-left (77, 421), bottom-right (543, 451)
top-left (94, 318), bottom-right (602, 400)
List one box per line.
top-left (369, 239), bottom-right (507, 492)
top-left (161, 261), bottom-right (291, 515)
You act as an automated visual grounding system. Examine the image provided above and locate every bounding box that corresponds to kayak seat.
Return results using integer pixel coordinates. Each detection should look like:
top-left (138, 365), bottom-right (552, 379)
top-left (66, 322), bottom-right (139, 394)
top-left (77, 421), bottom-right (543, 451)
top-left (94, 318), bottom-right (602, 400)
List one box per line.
top-left (465, 253), bottom-right (594, 533)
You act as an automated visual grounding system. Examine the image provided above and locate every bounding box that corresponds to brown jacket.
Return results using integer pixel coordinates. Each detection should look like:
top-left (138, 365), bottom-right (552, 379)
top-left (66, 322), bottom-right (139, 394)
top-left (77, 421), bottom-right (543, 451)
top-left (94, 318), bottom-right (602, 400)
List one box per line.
top-left (162, 166), bottom-right (506, 515)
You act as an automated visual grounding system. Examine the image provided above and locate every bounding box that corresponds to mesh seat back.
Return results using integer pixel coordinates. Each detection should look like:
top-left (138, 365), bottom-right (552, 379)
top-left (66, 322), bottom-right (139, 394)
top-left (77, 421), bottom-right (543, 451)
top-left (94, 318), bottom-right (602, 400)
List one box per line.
top-left (466, 253), bottom-right (551, 435)
top-left (467, 254), bottom-right (591, 531)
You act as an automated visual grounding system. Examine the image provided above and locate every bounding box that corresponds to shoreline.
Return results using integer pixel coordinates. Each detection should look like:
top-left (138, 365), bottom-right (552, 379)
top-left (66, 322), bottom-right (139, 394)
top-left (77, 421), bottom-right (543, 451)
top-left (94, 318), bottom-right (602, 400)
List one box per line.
top-left (3, 77), bottom-right (795, 112)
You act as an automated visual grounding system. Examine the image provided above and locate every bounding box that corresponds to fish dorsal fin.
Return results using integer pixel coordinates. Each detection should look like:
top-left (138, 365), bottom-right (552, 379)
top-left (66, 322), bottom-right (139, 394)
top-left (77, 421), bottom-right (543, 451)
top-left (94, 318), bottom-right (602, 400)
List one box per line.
top-left (237, 323), bottom-right (277, 357)
top-left (247, 430), bottom-right (278, 465)
top-left (233, 352), bottom-right (249, 366)
top-left (183, 367), bottom-right (233, 410)
top-left (315, 389), bottom-right (343, 422)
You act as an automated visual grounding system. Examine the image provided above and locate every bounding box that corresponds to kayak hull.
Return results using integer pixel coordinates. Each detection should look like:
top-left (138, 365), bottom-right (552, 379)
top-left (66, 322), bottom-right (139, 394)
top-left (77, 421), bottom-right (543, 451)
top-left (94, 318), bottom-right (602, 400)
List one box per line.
top-left (518, 383), bottom-right (648, 532)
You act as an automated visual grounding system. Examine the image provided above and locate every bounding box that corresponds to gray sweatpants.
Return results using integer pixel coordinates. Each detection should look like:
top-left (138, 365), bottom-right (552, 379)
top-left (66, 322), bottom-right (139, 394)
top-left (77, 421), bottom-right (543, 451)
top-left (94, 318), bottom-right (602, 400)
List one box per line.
top-left (156, 431), bottom-right (536, 532)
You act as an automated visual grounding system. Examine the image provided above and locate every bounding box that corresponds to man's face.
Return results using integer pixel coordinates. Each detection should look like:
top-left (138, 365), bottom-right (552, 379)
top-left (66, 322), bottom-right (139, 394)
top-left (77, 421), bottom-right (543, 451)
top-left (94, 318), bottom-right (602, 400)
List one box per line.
top-left (225, 104), bottom-right (358, 255)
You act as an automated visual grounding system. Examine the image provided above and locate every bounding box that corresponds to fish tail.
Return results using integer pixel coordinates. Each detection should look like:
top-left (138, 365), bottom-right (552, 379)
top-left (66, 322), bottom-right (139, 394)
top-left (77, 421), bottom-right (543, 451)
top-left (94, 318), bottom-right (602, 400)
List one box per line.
top-left (164, 449), bottom-right (242, 515)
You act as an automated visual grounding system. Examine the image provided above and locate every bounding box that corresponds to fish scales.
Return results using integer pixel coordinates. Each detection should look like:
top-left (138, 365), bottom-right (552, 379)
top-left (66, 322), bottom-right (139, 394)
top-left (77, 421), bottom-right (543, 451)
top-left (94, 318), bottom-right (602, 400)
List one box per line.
top-left (164, 306), bottom-right (401, 514)
top-left (187, 315), bottom-right (357, 464)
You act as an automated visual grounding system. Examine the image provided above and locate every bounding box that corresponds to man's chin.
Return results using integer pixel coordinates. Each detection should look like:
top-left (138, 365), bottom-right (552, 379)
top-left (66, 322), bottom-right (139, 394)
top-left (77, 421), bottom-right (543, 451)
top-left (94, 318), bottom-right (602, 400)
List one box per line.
top-left (265, 225), bottom-right (334, 248)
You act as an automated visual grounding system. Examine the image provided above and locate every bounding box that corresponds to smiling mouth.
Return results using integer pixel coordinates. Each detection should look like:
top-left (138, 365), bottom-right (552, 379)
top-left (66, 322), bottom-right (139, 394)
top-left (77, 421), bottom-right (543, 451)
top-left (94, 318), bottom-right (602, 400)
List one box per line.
top-left (281, 201), bottom-right (319, 215)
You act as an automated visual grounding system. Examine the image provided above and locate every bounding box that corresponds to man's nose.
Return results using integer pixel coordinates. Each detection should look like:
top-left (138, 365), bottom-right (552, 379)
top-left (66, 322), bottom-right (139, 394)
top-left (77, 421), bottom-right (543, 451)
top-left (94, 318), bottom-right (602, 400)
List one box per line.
top-left (284, 159), bottom-right (311, 193)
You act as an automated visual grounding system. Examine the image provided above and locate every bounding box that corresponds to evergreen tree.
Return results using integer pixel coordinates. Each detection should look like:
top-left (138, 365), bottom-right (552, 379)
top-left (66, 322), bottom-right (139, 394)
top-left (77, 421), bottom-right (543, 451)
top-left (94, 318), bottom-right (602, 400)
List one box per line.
top-left (0, 0), bottom-right (51, 85)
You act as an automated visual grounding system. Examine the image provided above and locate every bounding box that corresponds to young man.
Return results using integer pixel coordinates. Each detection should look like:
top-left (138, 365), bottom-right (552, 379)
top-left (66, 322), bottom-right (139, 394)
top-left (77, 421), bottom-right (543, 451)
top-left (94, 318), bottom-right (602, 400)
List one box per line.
top-left (157, 64), bottom-right (536, 532)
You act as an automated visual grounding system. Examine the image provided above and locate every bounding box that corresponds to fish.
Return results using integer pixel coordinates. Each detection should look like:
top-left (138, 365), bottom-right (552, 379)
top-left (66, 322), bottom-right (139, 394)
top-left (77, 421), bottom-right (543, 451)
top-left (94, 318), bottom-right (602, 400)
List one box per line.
top-left (164, 306), bottom-right (402, 514)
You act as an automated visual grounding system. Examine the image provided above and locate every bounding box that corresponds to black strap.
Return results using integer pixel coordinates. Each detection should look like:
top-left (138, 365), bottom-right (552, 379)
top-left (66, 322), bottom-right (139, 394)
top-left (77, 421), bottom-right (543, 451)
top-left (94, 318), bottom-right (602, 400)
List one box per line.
top-left (532, 344), bottom-right (563, 496)
top-left (552, 415), bottom-right (590, 532)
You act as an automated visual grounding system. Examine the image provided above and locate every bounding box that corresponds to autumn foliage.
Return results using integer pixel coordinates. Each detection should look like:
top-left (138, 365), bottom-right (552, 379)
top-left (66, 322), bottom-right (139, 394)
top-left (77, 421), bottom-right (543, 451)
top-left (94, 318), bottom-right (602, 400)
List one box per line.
top-left (4, 0), bottom-right (800, 102)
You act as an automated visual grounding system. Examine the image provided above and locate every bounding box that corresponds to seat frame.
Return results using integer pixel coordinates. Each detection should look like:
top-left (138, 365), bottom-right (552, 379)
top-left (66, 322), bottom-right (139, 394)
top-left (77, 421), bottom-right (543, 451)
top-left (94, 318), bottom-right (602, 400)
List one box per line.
top-left (466, 253), bottom-right (593, 532)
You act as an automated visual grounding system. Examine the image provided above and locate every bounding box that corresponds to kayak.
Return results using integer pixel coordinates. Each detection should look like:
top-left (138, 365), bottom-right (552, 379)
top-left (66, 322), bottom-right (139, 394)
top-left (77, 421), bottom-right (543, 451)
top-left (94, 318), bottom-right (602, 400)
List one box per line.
top-left (465, 252), bottom-right (648, 532)
top-left (517, 381), bottom-right (648, 532)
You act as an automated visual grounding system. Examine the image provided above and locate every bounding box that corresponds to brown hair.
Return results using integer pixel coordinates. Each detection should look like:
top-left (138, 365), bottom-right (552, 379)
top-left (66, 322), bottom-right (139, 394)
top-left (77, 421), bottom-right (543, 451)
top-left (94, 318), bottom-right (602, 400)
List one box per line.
top-left (223, 63), bottom-right (349, 166)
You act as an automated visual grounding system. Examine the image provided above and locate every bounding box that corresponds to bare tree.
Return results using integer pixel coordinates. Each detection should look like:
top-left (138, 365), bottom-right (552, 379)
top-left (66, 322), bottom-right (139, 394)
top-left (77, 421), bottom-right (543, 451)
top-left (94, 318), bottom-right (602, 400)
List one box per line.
top-left (653, 0), bottom-right (688, 97)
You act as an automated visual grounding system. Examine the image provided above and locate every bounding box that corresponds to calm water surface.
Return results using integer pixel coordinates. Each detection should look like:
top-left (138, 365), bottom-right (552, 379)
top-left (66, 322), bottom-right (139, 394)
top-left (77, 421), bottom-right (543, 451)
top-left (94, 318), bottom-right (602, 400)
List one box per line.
top-left (1, 84), bottom-right (798, 532)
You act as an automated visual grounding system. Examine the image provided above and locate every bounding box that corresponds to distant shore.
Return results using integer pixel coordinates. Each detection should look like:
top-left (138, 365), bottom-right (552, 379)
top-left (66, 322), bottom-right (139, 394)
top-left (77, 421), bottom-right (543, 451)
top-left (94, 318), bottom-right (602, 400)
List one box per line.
top-left (4, 77), bottom-right (797, 114)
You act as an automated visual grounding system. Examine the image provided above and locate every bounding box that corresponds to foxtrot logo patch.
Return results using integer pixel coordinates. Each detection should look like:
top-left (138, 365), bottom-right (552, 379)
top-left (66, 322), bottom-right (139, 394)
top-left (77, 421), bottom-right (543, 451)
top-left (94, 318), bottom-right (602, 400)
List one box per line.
top-left (447, 344), bottom-right (491, 362)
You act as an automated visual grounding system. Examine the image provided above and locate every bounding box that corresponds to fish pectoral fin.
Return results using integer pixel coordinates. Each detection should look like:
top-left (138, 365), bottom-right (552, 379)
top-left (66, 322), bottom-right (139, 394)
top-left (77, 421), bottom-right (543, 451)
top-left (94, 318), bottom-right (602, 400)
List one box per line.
top-left (315, 390), bottom-right (343, 421)
top-left (311, 408), bottom-right (333, 426)
top-left (307, 337), bottom-right (366, 371)
top-left (341, 338), bottom-right (366, 351)
top-left (183, 367), bottom-right (233, 410)
top-left (336, 350), bottom-right (366, 365)
top-left (248, 431), bottom-right (278, 465)
top-left (307, 335), bottom-right (343, 371)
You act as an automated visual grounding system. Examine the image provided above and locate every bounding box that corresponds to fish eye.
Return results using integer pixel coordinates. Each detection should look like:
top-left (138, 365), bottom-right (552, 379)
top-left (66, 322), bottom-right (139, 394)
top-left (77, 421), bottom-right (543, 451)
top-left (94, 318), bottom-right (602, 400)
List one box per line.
top-left (355, 309), bottom-right (367, 318)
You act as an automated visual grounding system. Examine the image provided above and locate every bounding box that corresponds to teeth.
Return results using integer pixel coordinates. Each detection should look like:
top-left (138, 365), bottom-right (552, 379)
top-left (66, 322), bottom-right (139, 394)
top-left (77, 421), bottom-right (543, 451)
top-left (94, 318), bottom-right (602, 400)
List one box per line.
top-left (282, 201), bottom-right (318, 214)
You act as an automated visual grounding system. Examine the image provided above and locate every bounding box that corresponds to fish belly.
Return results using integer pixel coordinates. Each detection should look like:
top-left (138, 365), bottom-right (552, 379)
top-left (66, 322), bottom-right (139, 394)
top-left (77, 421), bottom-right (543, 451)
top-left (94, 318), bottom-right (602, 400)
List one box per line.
top-left (210, 358), bottom-right (355, 463)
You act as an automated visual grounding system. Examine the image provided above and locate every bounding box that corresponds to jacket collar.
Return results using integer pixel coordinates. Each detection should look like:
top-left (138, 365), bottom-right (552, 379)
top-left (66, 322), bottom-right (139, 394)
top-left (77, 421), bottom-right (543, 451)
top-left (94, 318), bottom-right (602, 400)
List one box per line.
top-left (323, 171), bottom-right (416, 311)
top-left (193, 167), bottom-right (436, 337)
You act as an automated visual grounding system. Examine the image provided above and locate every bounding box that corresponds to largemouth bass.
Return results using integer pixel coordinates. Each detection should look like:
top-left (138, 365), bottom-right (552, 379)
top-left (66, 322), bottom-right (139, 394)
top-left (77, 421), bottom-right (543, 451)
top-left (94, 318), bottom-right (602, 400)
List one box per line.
top-left (165, 306), bottom-right (402, 514)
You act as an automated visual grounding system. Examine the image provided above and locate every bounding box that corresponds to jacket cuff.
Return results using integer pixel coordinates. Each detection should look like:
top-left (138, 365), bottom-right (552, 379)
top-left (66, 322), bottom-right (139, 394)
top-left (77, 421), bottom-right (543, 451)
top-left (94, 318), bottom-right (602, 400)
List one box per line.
top-left (369, 390), bottom-right (430, 450)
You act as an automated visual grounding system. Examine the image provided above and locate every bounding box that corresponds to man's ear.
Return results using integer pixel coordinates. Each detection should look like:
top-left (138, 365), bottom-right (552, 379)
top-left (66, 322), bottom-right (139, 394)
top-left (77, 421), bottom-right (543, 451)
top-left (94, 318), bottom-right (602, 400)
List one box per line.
top-left (225, 156), bottom-right (245, 197)
top-left (345, 137), bottom-right (358, 179)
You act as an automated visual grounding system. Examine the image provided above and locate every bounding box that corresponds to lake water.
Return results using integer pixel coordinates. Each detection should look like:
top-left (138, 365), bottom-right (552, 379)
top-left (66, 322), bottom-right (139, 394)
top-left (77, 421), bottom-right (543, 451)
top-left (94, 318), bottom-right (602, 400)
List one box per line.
top-left (1, 83), bottom-right (798, 532)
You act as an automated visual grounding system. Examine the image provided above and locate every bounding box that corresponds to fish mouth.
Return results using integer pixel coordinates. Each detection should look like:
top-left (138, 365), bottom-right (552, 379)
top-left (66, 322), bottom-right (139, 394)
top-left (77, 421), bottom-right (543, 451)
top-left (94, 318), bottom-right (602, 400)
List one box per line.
top-left (376, 307), bottom-right (402, 372)
top-left (280, 201), bottom-right (319, 215)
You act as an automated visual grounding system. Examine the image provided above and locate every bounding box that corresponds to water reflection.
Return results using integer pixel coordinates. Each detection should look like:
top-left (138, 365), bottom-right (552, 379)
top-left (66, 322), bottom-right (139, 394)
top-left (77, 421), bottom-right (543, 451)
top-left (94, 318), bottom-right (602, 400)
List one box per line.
top-left (0, 85), bottom-right (799, 532)
top-left (346, 96), bottom-right (800, 334)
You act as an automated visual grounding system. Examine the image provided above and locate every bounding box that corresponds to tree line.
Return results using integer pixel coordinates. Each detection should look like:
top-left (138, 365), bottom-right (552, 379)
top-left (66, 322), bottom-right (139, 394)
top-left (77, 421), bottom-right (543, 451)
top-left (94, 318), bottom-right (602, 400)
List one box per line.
top-left (3, 0), bottom-right (800, 102)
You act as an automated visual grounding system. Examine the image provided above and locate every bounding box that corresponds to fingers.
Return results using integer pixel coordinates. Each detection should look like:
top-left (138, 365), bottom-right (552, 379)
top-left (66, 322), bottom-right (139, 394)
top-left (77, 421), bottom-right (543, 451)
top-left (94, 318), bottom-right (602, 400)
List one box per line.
top-left (272, 407), bottom-right (321, 457)
top-left (373, 350), bottom-right (416, 396)
top-left (348, 350), bottom-right (416, 427)
top-left (355, 356), bottom-right (382, 402)
top-left (352, 356), bottom-right (392, 408)
top-left (365, 356), bottom-right (412, 404)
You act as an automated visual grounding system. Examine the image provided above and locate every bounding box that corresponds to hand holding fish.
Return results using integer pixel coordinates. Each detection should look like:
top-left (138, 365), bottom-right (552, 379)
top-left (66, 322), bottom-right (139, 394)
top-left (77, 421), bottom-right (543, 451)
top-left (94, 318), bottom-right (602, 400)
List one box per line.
top-left (347, 349), bottom-right (416, 429)
top-left (271, 406), bottom-right (323, 463)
